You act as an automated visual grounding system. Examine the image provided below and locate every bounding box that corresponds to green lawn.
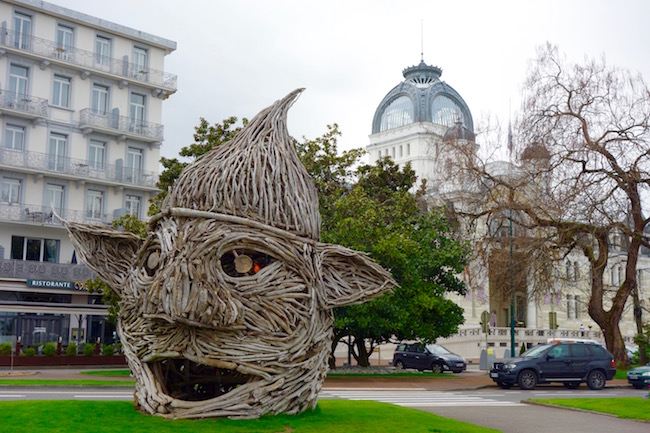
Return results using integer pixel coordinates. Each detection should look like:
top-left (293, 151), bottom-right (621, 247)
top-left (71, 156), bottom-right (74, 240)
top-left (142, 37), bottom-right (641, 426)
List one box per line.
top-left (0, 379), bottom-right (134, 387)
top-left (530, 397), bottom-right (650, 421)
top-left (0, 400), bottom-right (500, 433)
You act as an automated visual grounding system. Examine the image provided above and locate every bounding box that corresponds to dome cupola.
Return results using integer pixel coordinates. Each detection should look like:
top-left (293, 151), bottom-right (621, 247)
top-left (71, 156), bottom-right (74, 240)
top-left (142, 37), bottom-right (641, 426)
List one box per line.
top-left (371, 59), bottom-right (474, 134)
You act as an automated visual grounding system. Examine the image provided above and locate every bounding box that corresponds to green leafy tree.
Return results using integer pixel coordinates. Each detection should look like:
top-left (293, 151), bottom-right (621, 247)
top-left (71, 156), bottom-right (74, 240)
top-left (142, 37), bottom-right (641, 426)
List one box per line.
top-left (295, 124), bottom-right (364, 229)
top-left (320, 158), bottom-right (468, 367)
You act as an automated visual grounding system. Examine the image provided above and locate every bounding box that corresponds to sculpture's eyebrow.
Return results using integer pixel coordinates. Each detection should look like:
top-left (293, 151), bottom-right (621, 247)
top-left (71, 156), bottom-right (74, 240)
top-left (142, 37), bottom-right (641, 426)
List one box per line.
top-left (149, 208), bottom-right (318, 246)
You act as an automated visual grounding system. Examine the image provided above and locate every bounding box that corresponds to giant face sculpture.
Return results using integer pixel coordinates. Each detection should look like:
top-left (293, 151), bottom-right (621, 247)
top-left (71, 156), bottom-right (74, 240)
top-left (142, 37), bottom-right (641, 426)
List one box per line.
top-left (65, 89), bottom-right (395, 419)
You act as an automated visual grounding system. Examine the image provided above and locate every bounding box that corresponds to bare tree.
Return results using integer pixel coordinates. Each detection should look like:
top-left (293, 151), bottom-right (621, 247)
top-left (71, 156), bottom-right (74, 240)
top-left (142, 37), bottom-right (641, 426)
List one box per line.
top-left (451, 44), bottom-right (650, 367)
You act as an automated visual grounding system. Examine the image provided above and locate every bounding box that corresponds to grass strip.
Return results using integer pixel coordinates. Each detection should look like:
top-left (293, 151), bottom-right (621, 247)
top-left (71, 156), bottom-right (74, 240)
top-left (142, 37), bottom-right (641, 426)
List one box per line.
top-left (530, 397), bottom-right (650, 421)
top-left (80, 370), bottom-right (131, 377)
top-left (0, 379), bottom-right (134, 387)
top-left (0, 400), bottom-right (500, 433)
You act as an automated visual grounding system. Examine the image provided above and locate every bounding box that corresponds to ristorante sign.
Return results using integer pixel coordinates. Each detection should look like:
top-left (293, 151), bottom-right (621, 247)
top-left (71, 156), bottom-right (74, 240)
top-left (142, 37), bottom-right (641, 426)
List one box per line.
top-left (26, 279), bottom-right (87, 291)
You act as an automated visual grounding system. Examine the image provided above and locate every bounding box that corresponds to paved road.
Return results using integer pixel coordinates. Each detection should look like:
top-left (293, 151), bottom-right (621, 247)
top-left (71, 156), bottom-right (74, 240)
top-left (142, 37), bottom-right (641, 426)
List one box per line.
top-left (324, 386), bottom-right (650, 433)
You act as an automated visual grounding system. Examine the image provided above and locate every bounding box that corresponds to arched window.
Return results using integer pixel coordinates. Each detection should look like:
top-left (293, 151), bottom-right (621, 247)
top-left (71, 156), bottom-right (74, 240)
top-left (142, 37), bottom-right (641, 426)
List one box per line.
top-left (379, 96), bottom-right (414, 132)
top-left (432, 94), bottom-right (465, 127)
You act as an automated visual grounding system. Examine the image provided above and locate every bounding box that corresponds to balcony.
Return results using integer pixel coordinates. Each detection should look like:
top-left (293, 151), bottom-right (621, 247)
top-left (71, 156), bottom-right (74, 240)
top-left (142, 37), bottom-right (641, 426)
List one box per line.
top-left (0, 91), bottom-right (48, 120)
top-left (0, 203), bottom-right (116, 226)
top-left (0, 28), bottom-right (177, 94)
top-left (0, 147), bottom-right (159, 189)
top-left (0, 258), bottom-right (95, 283)
top-left (79, 109), bottom-right (164, 142)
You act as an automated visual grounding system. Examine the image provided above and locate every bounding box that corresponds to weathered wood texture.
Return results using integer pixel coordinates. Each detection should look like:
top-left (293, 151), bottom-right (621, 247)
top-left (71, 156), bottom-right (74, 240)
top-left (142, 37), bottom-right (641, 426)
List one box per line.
top-left (65, 90), bottom-right (395, 419)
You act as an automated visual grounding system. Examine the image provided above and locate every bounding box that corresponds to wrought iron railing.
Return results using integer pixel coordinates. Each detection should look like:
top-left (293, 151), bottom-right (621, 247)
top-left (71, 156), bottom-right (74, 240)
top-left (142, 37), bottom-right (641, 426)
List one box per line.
top-left (0, 258), bottom-right (95, 283)
top-left (0, 147), bottom-right (159, 188)
top-left (0, 90), bottom-right (48, 117)
top-left (0, 203), bottom-right (114, 226)
top-left (79, 108), bottom-right (164, 141)
top-left (0, 28), bottom-right (177, 92)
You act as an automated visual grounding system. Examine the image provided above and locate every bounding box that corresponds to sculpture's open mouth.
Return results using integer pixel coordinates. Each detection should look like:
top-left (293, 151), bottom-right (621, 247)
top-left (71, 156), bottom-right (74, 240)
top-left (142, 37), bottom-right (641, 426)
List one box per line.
top-left (149, 359), bottom-right (255, 401)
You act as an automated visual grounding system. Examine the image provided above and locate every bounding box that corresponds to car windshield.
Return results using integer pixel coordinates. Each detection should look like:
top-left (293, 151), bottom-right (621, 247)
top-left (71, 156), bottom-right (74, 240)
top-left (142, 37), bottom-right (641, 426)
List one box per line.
top-left (520, 344), bottom-right (550, 358)
top-left (426, 344), bottom-right (453, 355)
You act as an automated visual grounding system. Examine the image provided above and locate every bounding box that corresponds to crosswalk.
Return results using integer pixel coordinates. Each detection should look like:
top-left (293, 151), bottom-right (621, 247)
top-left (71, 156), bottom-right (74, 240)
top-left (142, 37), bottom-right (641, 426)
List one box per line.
top-left (321, 388), bottom-right (525, 408)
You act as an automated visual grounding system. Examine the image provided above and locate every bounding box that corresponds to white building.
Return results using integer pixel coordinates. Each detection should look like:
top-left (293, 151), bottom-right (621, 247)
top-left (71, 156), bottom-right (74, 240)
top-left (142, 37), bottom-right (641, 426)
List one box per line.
top-left (0, 0), bottom-right (176, 348)
top-left (367, 59), bottom-right (646, 359)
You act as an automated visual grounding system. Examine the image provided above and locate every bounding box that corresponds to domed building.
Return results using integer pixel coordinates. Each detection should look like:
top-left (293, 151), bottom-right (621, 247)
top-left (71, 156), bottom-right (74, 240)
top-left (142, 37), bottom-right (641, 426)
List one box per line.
top-left (367, 59), bottom-right (476, 193)
top-left (365, 60), bottom-right (646, 361)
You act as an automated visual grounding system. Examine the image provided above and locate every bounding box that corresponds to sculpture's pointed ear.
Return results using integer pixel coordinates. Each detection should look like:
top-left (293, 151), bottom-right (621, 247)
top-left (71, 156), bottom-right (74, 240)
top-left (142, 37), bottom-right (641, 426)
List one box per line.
top-left (316, 243), bottom-right (396, 308)
top-left (65, 221), bottom-right (144, 298)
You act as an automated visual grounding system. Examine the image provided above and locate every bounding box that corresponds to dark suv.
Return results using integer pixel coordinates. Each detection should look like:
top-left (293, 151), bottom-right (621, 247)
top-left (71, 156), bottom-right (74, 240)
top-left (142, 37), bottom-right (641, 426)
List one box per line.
top-left (393, 343), bottom-right (466, 373)
top-left (489, 342), bottom-right (616, 390)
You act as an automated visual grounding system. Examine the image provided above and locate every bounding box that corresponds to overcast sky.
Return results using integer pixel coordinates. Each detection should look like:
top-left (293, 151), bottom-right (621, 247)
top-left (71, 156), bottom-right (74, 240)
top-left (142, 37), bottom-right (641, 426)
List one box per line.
top-left (52, 0), bottom-right (650, 162)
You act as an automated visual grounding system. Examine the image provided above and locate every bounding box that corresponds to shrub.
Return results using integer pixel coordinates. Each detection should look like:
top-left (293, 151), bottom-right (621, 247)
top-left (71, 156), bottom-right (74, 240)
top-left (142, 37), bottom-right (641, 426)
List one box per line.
top-left (65, 343), bottom-right (77, 356)
top-left (102, 344), bottom-right (114, 356)
top-left (82, 343), bottom-right (95, 356)
top-left (0, 342), bottom-right (12, 356)
top-left (115, 342), bottom-right (122, 354)
top-left (42, 342), bottom-right (57, 356)
top-left (23, 347), bottom-right (36, 356)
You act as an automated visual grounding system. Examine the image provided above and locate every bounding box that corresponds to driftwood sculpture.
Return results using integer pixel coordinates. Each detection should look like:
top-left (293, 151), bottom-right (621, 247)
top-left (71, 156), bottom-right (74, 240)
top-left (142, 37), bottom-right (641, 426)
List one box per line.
top-left (64, 89), bottom-right (395, 419)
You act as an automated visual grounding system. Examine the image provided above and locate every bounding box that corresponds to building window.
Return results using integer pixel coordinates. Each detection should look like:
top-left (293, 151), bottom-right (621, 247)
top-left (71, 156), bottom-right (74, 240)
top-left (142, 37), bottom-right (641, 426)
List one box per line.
top-left (55, 24), bottom-right (74, 60)
top-left (86, 189), bottom-right (103, 220)
top-left (126, 147), bottom-right (143, 182)
top-left (91, 84), bottom-right (109, 114)
top-left (12, 11), bottom-right (32, 49)
top-left (1, 178), bottom-right (21, 204)
top-left (11, 236), bottom-right (59, 263)
top-left (44, 184), bottom-right (64, 215)
top-left (94, 35), bottom-right (111, 66)
top-left (575, 295), bottom-right (581, 319)
top-left (88, 140), bottom-right (106, 170)
top-left (406, 143), bottom-right (410, 156)
top-left (129, 92), bottom-right (146, 128)
top-left (125, 194), bottom-right (141, 218)
top-left (52, 75), bottom-right (71, 108)
top-left (399, 145), bottom-right (403, 157)
top-left (391, 147), bottom-right (395, 158)
top-left (132, 46), bottom-right (148, 80)
top-left (9, 64), bottom-right (29, 97)
top-left (4, 125), bottom-right (25, 150)
top-left (48, 133), bottom-right (67, 172)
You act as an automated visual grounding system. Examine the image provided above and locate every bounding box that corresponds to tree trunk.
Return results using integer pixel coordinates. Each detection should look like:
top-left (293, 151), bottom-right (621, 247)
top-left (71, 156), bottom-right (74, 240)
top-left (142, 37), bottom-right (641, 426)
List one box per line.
top-left (585, 232), bottom-right (630, 368)
top-left (355, 338), bottom-right (370, 367)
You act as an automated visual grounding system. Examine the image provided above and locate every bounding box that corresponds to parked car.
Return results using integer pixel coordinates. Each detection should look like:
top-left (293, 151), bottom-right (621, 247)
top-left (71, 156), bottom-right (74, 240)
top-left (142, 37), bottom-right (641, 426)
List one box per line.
top-left (626, 346), bottom-right (638, 364)
top-left (489, 341), bottom-right (616, 390)
top-left (627, 365), bottom-right (650, 389)
top-left (392, 343), bottom-right (466, 373)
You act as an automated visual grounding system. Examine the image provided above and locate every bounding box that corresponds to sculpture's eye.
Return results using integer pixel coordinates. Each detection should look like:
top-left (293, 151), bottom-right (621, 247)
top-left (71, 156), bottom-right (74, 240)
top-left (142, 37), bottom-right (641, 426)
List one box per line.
top-left (220, 249), bottom-right (274, 277)
top-left (145, 249), bottom-right (161, 277)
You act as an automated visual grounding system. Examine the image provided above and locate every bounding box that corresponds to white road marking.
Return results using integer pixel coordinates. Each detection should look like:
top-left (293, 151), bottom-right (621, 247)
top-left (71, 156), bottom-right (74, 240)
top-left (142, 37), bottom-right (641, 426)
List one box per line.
top-left (322, 390), bottom-right (525, 407)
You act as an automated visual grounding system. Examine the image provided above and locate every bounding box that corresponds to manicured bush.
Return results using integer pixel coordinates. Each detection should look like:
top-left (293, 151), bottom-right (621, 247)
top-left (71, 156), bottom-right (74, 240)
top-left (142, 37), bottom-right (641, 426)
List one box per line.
top-left (115, 342), bottom-right (122, 354)
top-left (23, 347), bottom-right (36, 356)
top-left (42, 342), bottom-right (57, 356)
top-left (102, 344), bottom-right (114, 356)
top-left (0, 342), bottom-right (11, 356)
top-left (65, 343), bottom-right (77, 356)
top-left (82, 343), bottom-right (95, 356)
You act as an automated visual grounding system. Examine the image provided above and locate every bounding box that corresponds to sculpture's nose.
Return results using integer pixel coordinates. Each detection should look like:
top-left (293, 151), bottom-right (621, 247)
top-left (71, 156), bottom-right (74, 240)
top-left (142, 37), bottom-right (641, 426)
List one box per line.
top-left (154, 257), bottom-right (243, 327)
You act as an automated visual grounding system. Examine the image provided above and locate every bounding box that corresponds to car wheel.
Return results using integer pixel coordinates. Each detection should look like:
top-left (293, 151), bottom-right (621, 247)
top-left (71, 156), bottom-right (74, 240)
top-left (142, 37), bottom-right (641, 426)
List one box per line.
top-left (431, 363), bottom-right (443, 374)
top-left (563, 382), bottom-right (580, 389)
top-left (587, 370), bottom-right (606, 390)
top-left (395, 360), bottom-right (404, 370)
top-left (632, 383), bottom-right (645, 389)
top-left (497, 382), bottom-right (512, 389)
top-left (517, 370), bottom-right (537, 390)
